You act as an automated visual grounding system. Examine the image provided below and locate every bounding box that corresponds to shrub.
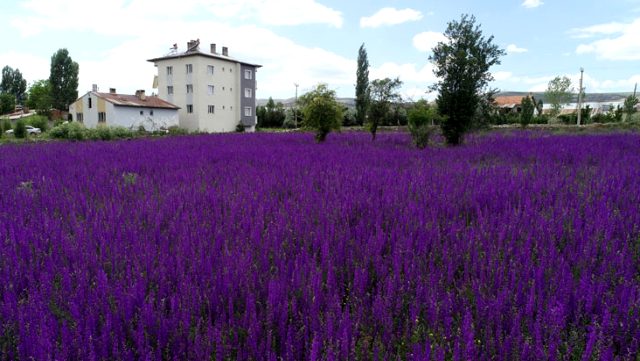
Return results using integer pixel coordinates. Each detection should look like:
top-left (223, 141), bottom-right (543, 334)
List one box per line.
top-left (111, 126), bottom-right (134, 139)
top-left (167, 126), bottom-right (188, 135)
top-left (25, 115), bottom-right (49, 132)
top-left (48, 122), bottom-right (86, 140)
top-left (13, 119), bottom-right (27, 138)
top-left (235, 123), bottom-right (245, 133)
top-left (1, 119), bottom-right (11, 134)
top-left (407, 101), bottom-right (443, 149)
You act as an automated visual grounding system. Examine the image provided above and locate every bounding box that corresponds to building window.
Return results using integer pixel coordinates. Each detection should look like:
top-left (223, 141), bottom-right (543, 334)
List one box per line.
top-left (208, 105), bottom-right (215, 114)
top-left (76, 113), bottom-right (83, 122)
top-left (98, 112), bottom-right (106, 123)
top-left (167, 66), bottom-right (173, 75)
top-left (88, 97), bottom-right (92, 108)
top-left (244, 69), bottom-right (252, 79)
top-left (207, 65), bottom-right (214, 75)
top-left (230, 106), bottom-right (233, 110)
top-left (186, 64), bottom-right (193, 73)
top-left (140, 110), bottom-right (144, 115)
top-left (150, 110), bottom-right (154, 116)
top-left (167, 86), bottom-right (174, 95)
top-left (244, 107), bottom-right (252, 116)
top-left (244, 88), bottom-right (252, 98)
top-left (186, 84), bottom-right (193, 93)
top-left (187, 104), bottom-right (193, 113)
top-left (208, 85), bottom-right (214, 95)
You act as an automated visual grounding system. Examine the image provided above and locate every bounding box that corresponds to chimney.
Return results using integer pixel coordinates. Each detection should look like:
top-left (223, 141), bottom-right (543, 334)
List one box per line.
top-left (222, 46), bottom-right (228, 56)
top-left (135, 90), bottom-right (146, 101)
top-left (109, 88), bottom-right (116, 94)
top-left (92, 84), bottom-right (98, 92)
top-left (187, 39), bottom-right (200, 52)
top-left (210, 43), bottom-right (217, 54)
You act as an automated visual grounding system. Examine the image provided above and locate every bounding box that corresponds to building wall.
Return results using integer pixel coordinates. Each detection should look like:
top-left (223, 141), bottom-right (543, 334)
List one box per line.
top-left (240, 64), bottom-right (258, 131)
top-left (154, 54), bottom-right (255, 132)
top-left (69, 92), bottom-right (178, 130)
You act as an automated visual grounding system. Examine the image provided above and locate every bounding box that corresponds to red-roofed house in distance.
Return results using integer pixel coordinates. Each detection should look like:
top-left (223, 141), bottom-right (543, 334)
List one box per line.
top-left (69, 87), bottom-right (180, 131)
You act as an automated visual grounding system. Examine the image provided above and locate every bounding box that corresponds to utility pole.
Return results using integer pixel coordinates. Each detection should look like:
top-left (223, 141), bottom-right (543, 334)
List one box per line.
top-left (293, 83), bottom-right (299, 128)
top-left (577, 67), bottom-right (584, 126)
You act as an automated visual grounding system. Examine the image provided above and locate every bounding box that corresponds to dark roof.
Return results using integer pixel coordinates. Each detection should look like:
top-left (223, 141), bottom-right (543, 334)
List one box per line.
top-left (92, 92), bottom-right (180, 109)
top-left (147, 50), bottom-right (262, 68)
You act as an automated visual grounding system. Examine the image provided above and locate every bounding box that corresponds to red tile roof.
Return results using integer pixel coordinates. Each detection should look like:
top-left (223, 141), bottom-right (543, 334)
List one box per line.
top-left (494, 95), bottom-right (528, 106)
top-left (95, 92), bottom-right (179, 109)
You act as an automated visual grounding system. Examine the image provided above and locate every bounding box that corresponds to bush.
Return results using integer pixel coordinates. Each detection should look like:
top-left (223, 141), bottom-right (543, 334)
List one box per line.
top-left (235, 123), bottom-right (245, 133)
top-left (1, 119), bottom-right (11, 134)
top-left (13, 119), bottom-right (27, 139)
top-left (25, 115), bottom-right (49, 132)
top-left (48, 122), bottom-right (86, 140)
top-left (407, 102), bottom-right (443, 149)
top-left (111, 126), bottom-right (134, 139)
top-left (167, 126), bottom-right (188, 135)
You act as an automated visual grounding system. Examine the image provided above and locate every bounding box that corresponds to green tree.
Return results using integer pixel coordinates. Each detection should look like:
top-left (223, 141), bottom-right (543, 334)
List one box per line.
top-left (408, 100), bottom-right (444, 149)
top-left (49, 49), bottom-right (79, 111)
top-left (1, 66), bottom-right (28, 105)
top-left (622, 94), bottom-right (638, 121)
top-left (13, 119), bottom-right (26, 139)
top-left (27, 79), bottom-right (53, 115)
top-left (430, 14), bottom-right (505, 145)
top-left (257, 97), bottom-right (286, 128)
top-left (355, 43), bottom-right (370, 126)
top-left (520, 95), bottom-right (534, 128)
top-left (299, 83), bottom-right (342, 142)
top-left (544, 76), bottom-right (573, 118)
top-left (367, 77), bottom-right (402, 140)
top-left (0, 93), bottom-right (15, 114)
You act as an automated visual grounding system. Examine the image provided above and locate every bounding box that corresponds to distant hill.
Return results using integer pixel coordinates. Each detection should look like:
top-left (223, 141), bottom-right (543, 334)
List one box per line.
top-left (258, 92), bottom-right (633, 107)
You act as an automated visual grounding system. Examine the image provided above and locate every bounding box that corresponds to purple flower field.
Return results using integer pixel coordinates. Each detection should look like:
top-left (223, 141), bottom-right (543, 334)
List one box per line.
top-left (1, 131), bottom-right (639, 360)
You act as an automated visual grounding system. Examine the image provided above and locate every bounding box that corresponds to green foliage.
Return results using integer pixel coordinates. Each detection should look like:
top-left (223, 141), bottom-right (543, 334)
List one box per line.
top-left (235, 123), bottom-right (245, 132)
top-left (472, 90), bottom-right (499, 129)
top-left (168, 125), bottom-right (189, 135)
top-left (49, 49), bottom-right (79, 110)
top-left (0, 93), bottom-right (16, 114)
top-left (623, 94), bottom-right (638, 120)
top-left (520, 96), bottom-right (534, 128)
top-left (367, 77), bottom-right (402, 140)
top-left (1, 66), bottom-right (27, 104)
top-left (257, 97), bottom-right (286, 128)
top-left (110, 126), bottom-right (135, 139)
top-left (13, 119), bottom-right (27, 139)
top-left (355, 43), bottom-right (370, 126)
top-left (27, 80), bottom-right (53, 114)
top-left (299, 83), bottom-right (342, 142)
top-left (50, 122), bottom-right (137, 141)
top-left (430, 14), bottom-right (505, 145)
top-left (283, 109), bottom-right (298, 129)
top-left (25, 115), bottom-right (49, 132)
top-left (407, 100), bottom-right (443, 149)
top-left (342, 107), bottom-right (357, 127)
top-left (1, 119), bottom-right (11, 134)
top-left (545, 76), bottom-right (573, 118)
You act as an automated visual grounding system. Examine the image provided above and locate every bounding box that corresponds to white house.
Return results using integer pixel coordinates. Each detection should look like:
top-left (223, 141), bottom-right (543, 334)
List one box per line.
top-left (148, 39), bottom-right (262, 132)
top-left (69, 89), bottom-right (179, 130)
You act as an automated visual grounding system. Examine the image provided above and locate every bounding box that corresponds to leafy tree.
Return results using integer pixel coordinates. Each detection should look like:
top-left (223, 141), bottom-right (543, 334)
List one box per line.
top-left (622, 94), bottom-right (638, 121)
top-left (520, 95), bottom-right (534, 128)
top-left (299, 83), bottom-right (342, 142)
top-left (430, 14), bottom-right (505, 145)
top-left (367, 77), bottom-right (402, 140)
top-left (257, 97), bottom-right (286, 128)
top-left (13, 119), bottom-right (26, 139)
top-left (1, 66), bottom-right (27, 104)
top-left (0, 93), bottom-right (15, 114)
top-left (408, 100), bottom-right (444, 149)
top-left (355, 43), bottom-right (370, 126)
top-left (544, 76), bottom-right (573, 118)
top-left (49, 49), bottom-right (79, 111)
top-left (27, 79), bottom-right (53, 115)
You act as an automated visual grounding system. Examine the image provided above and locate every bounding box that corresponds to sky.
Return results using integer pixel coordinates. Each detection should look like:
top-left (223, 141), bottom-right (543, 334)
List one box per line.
top-left (2, 0), bottom-right (640, 101)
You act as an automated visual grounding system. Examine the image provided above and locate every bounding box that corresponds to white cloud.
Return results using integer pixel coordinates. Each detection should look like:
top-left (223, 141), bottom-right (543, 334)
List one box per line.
top-left (0, 51), bottom-right (50, 82)
top-left (506, 44), bottom-right (528, 54)
top-left (360, 8), bottom-right (423, 28)
top-left (568, 22), bottom-right (627, 39)
top-left (493, 71), bottom-right (513, 81)
top-left (521, 0), bottom-right (544, 8)
top-left (574, 18), bottom-right (640, 60)
top-left (412, 32), bottom-right (446, 52)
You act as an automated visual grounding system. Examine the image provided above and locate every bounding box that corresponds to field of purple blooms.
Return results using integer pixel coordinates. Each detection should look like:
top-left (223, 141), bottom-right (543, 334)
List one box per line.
top-left (1, 131), bottom-right (639, 360)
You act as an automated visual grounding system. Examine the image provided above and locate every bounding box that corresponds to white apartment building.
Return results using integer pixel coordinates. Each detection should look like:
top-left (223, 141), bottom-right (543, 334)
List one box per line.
top-left (148, 40), bottom-right (262, 132)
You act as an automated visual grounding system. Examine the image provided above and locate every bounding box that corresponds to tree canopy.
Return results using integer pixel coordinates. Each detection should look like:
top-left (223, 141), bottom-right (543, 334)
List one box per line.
top-left (355, 43), bottom-right (370, 126)
top-left (1, 66), bottom-right (27, 105)
top-left (430, 14), bottom-right (504, 145)
top-left (544, 76), bottom-right (574, 118)
top-left (367, 77), bottom-right (402, 140)
top-left (27, 80), bottom-right (53, 115)
top-left (299, 83), bottom-right (342, 142)
top-left (49, 49), bottom-right (79, 111)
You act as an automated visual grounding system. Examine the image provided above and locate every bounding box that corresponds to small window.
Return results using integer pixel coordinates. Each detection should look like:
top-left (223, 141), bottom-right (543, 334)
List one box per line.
top-left (208, 105), bottom-right (215, 114)
top-left (207, 65), bottom-right (214, 75)
top-left (230, 87), bottom-right (232, 92)
top-left (230, 106), bottom-right (233, 110)
top-left (98, 112), bottom-right (106, 123)
top-left (222, 67), bottom-right (225, 72)
top-left (244, 69), bottom-right (252, 80)
top-left (76, 113), bottom-right (83, 122)
top-left (230, 68), bottom-right (233, 73)
top-left (223, 105), bottom-right (225, 110)
top-left (140, 110), bottom-right (144, 115)
top-left (186, 64), bottom-right (193, 73)
top-left (150, 110), bottom-right (154, 116)
top-left (222, 86), bottom-right (225, 91)
top-left (187, 104), bottom-right (193, 113)
top-left (244, 88), bottom-right (252, 98)
top-left (186, 84), bottom-right (193, 93)
top-left (167, 66), bottom-right (173, 75)
top-left (88, 97), bottom-right (92, 108)
top-left (244, 107), bottom-right (252, 116)
top-left (208, 85), bottom-right (214, 95)
top-left (167, 86), bottom-right (174, 95)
